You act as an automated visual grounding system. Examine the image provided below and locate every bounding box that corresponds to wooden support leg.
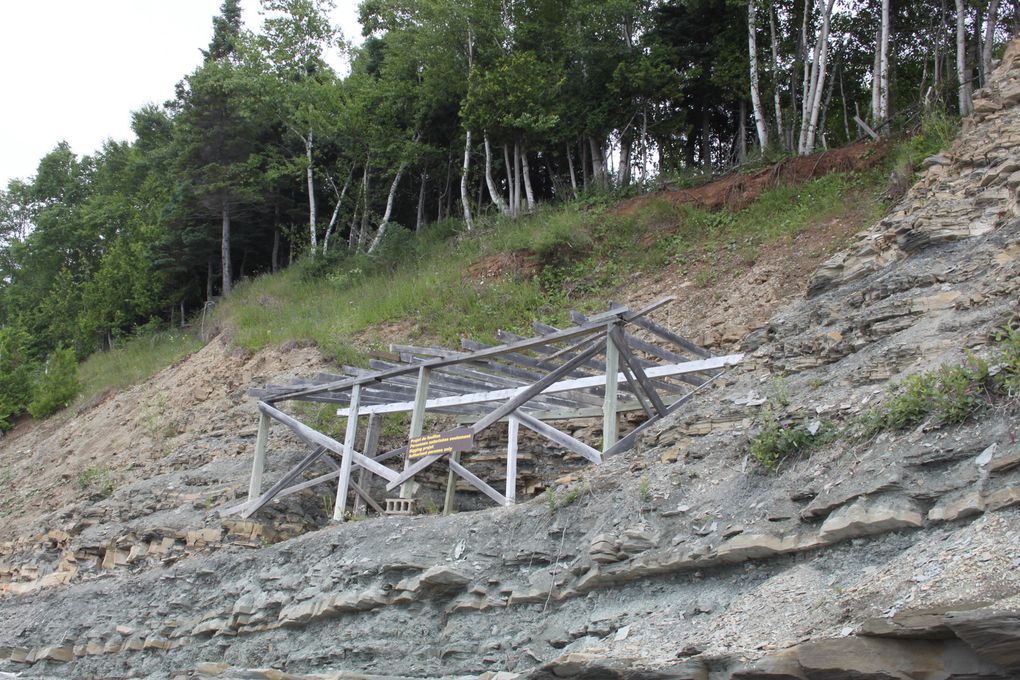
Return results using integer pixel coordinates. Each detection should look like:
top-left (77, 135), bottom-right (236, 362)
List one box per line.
top-left (333, 384), bottom-right (361, 522)
top-left (602, 326), bottom-right (619, 453)
top-left (249, 412), bottom-right (270, 502)
top-left (402, 366), bottom-right (430, 500)
top-left (505, 416), bottom-right (519, 505)
top-left (443, 451), bottom-right (460, 515)
top-left (353, 413), bottom-right (381, 516)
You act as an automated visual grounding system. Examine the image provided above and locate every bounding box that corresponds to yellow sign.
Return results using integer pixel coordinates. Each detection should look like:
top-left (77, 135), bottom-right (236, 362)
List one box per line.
top-left (408, 427), bottom-right (474, 460)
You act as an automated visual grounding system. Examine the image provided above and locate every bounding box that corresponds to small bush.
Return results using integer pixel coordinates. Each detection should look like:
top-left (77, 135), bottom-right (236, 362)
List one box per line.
top-left (749, 414), bottom-right (827, 473)
top-left (28, 346), bottom-right (80, 419)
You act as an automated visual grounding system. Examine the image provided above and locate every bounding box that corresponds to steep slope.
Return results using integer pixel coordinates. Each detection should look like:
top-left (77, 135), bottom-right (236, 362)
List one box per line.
top-left (1, 39), bottom-right (1018, 680)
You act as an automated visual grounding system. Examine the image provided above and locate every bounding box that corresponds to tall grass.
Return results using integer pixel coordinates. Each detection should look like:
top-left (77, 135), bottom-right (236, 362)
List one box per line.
top-left (76, 330), bottom-right (203, 406)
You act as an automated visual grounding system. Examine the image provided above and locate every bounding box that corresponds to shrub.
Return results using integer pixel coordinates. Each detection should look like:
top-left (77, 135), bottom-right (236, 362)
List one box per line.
top-left (749, 413), bottom-right (827, 473)
top-left (28, 346), bottom-right (80, 419)
top-left (0, 326), bottom-right (35, 431)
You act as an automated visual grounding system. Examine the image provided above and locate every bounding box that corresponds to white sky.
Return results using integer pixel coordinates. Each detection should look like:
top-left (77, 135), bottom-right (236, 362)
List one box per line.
top-left (0, 0), bottom-right (362, 189)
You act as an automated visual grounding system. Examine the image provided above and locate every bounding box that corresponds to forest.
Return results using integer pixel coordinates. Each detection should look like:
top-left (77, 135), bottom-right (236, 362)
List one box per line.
top-left (0, 0), bottom-right (1017, 429)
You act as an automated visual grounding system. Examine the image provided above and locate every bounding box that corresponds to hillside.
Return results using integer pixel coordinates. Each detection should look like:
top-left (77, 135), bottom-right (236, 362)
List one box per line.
top-left (0, 39), bottom-right (1019, 680)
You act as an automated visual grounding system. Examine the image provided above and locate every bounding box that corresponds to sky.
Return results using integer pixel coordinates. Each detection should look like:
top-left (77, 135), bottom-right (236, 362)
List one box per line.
top-left (0, 0), bottom-right (362, 189)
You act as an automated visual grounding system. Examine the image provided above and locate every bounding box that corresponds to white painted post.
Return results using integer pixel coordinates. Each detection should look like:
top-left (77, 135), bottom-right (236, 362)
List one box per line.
top-left (402, 366), bottom-right (430, 499)
top-left (333, 384), bottom-right (361, 521)
top-left (505, 415), bottom-right (520, 505)
top-left (249, 412), bottom-right (270, 502)
top-left (353, 413), bottom-right (381, 516)
top-left (602, 324), bottom-right (620, 452)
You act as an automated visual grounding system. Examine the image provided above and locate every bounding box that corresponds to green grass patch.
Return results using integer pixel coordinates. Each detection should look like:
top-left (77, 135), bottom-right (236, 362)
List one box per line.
top-left (76, 330), bottom-right (203, 407)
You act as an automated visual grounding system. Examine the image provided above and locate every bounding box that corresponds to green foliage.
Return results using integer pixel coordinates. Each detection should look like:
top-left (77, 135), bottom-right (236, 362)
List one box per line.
top-left (893, 111), bottom-right (960, 171)
top-left (862, 328), bottom-right (1020, 436)
top-left (0, 325), bottom-right (34, 431)
top-left (75, 465), bottom-right (115, 498)
top-left (749, 414), bottom-right (826, 473)
top-left (27, 346), bottom-right (80, 419)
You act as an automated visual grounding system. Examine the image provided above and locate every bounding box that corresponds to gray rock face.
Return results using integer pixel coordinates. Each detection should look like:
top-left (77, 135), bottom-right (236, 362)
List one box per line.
top-left (945, 610), bottom-right (1020, 672)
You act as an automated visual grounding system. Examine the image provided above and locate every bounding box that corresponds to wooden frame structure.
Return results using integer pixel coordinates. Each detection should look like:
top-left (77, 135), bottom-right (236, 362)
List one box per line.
top-left (225, 298), bottom-right (741, 520)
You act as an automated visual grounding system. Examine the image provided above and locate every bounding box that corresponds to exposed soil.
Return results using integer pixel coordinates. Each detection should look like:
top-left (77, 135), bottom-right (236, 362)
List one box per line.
top-left (615, 140), bottom-right (891, 215)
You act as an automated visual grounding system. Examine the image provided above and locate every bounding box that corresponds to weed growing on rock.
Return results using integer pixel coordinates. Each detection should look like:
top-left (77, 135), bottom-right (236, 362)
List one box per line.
top-left (748, 413), bottom-right (831, 473)
top-left (638, 476), bottom-right (652, 502)
top-left (75, 465), bottom-right (115, 499)
top-left (861, 325), bottom-right (1019, 435)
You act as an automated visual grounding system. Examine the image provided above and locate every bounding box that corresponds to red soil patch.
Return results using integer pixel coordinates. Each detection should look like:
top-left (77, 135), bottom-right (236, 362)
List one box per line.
top-left (615, 141), bottom-right (891, 216)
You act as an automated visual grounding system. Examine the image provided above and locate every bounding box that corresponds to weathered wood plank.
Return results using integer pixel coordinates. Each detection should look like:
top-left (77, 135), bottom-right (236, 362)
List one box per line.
top-left (610, 326), bottom-right (667, 416)
top-left (506, 416), bottom-right (520, 504)
top-left (602, 330), bottom-right (619, 452)
top-left (353, 413), bottom-right (381, 516)
top-left (514, 411), bottom-right (602, 464)
top-left (449, 458), bottom-right (507, 506)
top-left (248, 412), bottom-right (270, 502)
top-left (626, 312), bottom-right (713, 359)
top-left (239, 446), bottom-right (328, 519)
top-left (333, 384), bottom-right (361, 521)
top-left (257, 401), bottom-right (398, 483)
top-left (344, 354), bottom-right (743, 417)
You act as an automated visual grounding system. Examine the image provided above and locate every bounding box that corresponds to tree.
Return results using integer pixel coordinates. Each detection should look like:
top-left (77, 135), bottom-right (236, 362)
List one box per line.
top-left (749, 0), bottom-right (770, 149)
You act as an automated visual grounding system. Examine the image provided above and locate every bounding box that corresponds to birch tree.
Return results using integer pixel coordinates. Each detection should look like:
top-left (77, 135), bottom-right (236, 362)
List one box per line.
top-left (749, 0), bottom-right (770, 149)
top-left (798, 0), bottom-right (838, 154)
top-left (956, 0), bottom-right (972, 115)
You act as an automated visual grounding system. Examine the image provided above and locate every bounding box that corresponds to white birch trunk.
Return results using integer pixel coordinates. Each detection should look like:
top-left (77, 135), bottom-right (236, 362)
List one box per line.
top-left (322, 175), bottom-right (350, 255)
top-left (748, 0), bottom-right (770, 149)
top-left (878, 0), bottom-right (891, 124)
top-left (769, 5), bottom-right (785, 147)
top-left (306, 132), bottom-right (317, 254)
top-left (567, 144), bottom-right (579, 199)
top-left (503, 144), bottom-right (515, 217)
top-left (801, 0), bottom-right (837, 155)
top-left (513, 142), bottom-right (522, 216)
top-left (368, 165), bottom-right (406, 254)
top-left (982, 0), bottom-right (1000, 84)
top-left (461, 129), bottom-right (475, 231)
top-left (484, 132), bottom-right (510, 213)
top-left (871, 26), bottom-right (881, 120)
top-left (956, 0), bottom-right (972, 115)
top-left (520, 142), bottom-right (535, 213)
top-left (417, 171), bottom-right (427, 231)
top-left (798, 0), bottom-right (811, 147)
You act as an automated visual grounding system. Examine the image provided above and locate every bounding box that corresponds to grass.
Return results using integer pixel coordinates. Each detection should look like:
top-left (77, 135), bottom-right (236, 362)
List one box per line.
top-left (76, 330), bottom-right (203, 408)
top-left (212, 162), bottom-right (890, 365)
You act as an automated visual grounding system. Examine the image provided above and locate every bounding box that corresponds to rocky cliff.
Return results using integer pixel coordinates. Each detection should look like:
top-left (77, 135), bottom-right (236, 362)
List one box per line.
top-left (1, 40), bottom-right (1019, 680)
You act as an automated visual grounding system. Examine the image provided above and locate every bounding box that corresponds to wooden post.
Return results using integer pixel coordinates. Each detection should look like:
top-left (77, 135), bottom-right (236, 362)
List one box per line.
top-left (505, 416), bottom-right (519, 505)
top-left (353, 413), bottom-right (381, 516)
top-left (602, 324), bottom-right (619, 452)
top-left (333, 384), bottom-right (361, 521)
top-left (443, 451), bottom-right (460, 515)
top-left (249, 412), bottom-right (270, 502)
top-left (403, 366), bottom-right (430, 499)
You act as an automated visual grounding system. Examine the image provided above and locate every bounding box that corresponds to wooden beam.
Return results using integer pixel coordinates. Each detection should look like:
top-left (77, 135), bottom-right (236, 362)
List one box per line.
top-left (624, 311), bottom-right (713, 359)
top-left (257, 401), bottom-right (398, 483)
top-left (333, 384), bottom-right (361, 521)
top-left (611, 326), bottom-right (667, 416)
top-left (515, 411), bottom-right (602, 464)
top-left (443, 450), bottom-right (460, 516)
top-left (344, 354), bottom-right (743, 418)
top-left (603, 367), bottom-right (733, 457)
top-left (240, 446), bottom-right (328, 519)
top-left (248, 412), bottom-right (270, 502)
top-left (602, 329), bottom-right (619, 452)
top-left (449, 458), bottom-right (507, 506)
top-left (506, 416), bottom-right (519, 505)
top-left (353, 413), bottom-right (381, 516)
top-left (403, 366), bottom-right (430, 499)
